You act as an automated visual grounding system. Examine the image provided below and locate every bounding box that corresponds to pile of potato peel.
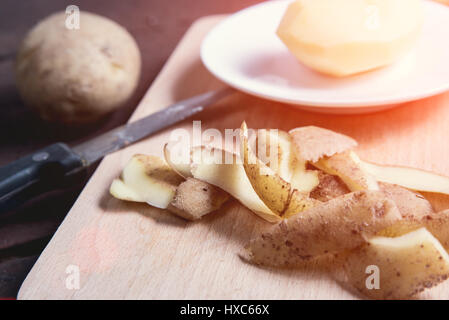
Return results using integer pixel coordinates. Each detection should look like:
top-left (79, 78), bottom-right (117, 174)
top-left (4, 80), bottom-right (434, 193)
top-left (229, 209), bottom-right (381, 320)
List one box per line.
top-left (110, 122), bottom-right (449, 300)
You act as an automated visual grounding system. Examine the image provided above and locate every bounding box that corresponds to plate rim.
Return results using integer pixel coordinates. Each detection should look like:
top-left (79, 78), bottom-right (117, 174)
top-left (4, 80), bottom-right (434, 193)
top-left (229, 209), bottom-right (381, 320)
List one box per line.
top-left (200, 0), bottom-right (449, 109)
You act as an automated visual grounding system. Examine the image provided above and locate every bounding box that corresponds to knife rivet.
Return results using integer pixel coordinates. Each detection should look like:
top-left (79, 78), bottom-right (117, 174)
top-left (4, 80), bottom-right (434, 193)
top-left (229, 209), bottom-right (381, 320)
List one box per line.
top-left (33, 152), bottom-right (49, 162)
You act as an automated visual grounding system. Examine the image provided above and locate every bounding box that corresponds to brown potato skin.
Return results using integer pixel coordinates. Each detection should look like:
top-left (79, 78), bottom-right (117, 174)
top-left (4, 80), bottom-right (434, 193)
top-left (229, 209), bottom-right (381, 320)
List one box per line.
top-left (421, 210), bottom-right (449, 250)
top-left (15, 12), bottom-right (141, 124)
top-left (240, 122), bottom-right (291, 215)
top-left (168, 178), bottom-right (229, 221)
top-left (337, 229), bottom-right (449, 300)
top-left (310, 177), bottom-right (434, 219)
top-left (379, 182), bottom-right (434, 219)
top-left (289, 126), bottom-right (357, 163)
top-left (244, 190), bottom-right (402, 267)
top-left (310, 172), bottom-right (350, 202)
top-left (313, 151), bottom-right (379, 191)
top-left (420, 192), bottom-right (449, 213)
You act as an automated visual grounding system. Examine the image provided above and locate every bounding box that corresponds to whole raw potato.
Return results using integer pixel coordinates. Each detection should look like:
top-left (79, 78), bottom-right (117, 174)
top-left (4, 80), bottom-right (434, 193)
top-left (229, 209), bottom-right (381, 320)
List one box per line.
top-left (15, 12), bottom-right (141, 124)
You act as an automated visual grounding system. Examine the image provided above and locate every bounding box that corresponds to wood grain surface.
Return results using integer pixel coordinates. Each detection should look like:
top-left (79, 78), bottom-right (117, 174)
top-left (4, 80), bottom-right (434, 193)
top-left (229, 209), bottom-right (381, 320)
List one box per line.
top-left (18, 15), bottom-right (449, 300)
top-left (0, 0), bottom-right (262, 298)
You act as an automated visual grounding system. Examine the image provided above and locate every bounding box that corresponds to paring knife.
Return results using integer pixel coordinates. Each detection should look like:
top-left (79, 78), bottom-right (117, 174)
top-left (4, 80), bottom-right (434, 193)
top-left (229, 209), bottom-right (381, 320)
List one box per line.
top-left (0, 88), bottom-right (233, 214)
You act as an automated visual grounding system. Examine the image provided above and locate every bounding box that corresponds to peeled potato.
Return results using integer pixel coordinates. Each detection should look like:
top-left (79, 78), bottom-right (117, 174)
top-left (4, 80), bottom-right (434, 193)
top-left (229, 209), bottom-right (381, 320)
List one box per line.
top-left (277, 0), bottom-right (423, 77)
top-left (340, 228), bottom-right (449, 300)
top-left (244, 190), bottom-right (401, 267)
top-left (16, 12), bottom-right (141, 123)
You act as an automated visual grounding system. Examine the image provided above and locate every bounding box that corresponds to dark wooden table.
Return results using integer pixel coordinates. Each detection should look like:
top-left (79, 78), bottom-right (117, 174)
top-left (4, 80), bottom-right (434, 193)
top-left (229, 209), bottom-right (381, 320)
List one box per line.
top-left (0, 0), bottom-right (262, 298)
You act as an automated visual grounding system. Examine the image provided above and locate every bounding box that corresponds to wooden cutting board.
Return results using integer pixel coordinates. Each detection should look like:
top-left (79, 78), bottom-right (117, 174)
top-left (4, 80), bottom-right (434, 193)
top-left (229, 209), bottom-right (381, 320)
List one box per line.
top-left (18, 15), bottom-right (449, 300)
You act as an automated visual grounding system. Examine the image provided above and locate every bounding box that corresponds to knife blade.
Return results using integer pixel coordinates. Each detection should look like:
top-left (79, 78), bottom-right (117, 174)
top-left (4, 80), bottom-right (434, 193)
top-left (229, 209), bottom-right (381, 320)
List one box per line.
top-left (73, 87), bottom-right (233, 166)
top-left (0, 87), bottom-right (233, 214)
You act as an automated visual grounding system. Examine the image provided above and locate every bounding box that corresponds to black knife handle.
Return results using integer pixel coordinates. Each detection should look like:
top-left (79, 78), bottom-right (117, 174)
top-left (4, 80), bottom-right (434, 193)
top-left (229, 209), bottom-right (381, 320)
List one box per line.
top-left (0, 143), bottom-right (84, 215)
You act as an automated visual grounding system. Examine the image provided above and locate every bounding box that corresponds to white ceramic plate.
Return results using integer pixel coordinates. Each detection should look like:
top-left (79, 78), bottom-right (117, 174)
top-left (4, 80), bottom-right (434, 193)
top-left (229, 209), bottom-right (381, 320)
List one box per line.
top-left (201, 0), bottom-right (449, 113)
